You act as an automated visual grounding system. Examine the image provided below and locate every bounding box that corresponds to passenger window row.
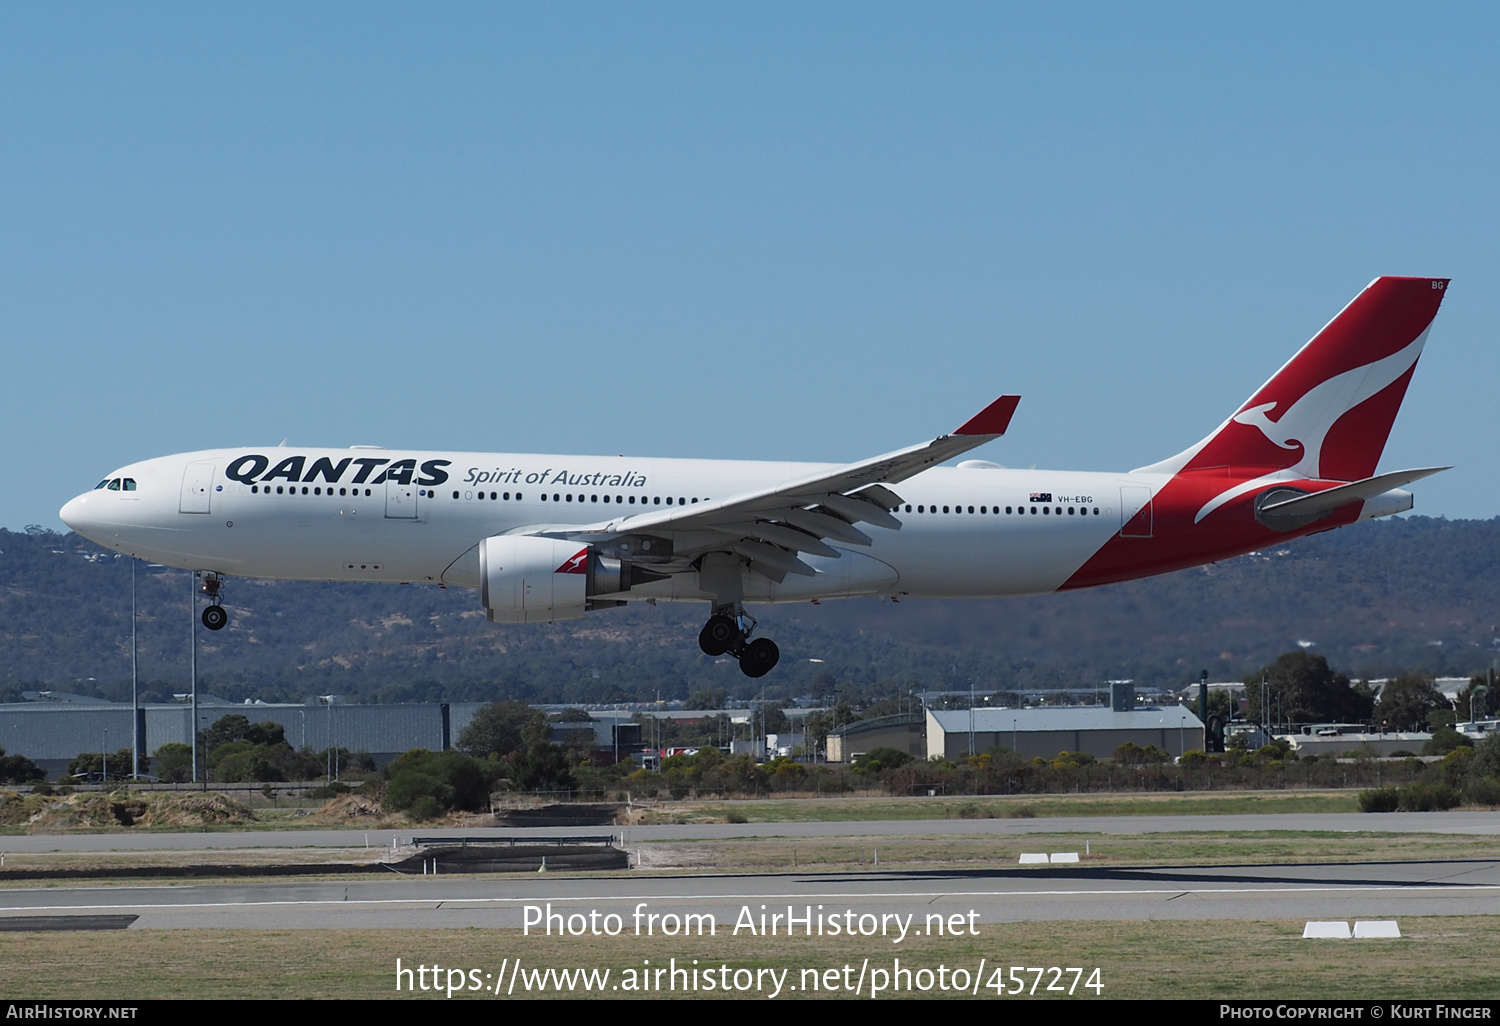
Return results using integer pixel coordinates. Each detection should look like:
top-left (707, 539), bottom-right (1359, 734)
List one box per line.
top-left (250, 485), bottom-right (375, 497)
top-left (449, 492), bottom-right (707, 506)
top-left (901, 503), bottom-right (1101, 517)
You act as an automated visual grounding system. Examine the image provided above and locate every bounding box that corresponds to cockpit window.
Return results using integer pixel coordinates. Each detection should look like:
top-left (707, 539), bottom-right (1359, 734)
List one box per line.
top-left (122, 479), bottom-right (136, 491)
top-left (107, 479), bottom-right (121, 491)
top-left (94, 480), bottom-right (109, 490)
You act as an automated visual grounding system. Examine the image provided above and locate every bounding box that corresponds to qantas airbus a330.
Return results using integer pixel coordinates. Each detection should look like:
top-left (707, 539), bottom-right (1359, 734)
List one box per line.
top-left (61, 277), bottom-right (1450, 677)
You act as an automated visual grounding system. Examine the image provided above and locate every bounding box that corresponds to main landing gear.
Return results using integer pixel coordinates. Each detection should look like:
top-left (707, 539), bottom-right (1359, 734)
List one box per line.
top-left (698, 605), bottom-right (779, 678)
top-left (199, 573), bottom-right (229, 631)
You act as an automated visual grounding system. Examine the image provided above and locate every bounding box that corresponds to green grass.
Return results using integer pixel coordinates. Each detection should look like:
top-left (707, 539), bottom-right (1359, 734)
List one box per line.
top-left (0, 788), bottom-right (1372, 836)
top-left (630, 829), bottom-right (1500, 873)
top-left (2, 918), bottom-right (1496, 999)
top-left (4, 827), bottom-right (1496, 887)
top-left (635, 790), bottom-right (1365, 823)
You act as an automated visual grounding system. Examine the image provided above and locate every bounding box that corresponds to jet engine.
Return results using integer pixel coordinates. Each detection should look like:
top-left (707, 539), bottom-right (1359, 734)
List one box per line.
top-left (479, 535), bottom-right (665, 623)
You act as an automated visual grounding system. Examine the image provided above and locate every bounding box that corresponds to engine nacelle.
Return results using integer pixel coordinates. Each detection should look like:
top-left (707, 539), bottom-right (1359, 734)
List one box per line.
top-left (479, 535), bottom-right (664, 623)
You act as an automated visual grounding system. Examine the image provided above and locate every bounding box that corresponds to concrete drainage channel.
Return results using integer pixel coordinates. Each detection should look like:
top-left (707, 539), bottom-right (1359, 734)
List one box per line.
top-left (395, 835), bottom-right (629, 874)
top-left (0, 835), bottom-right (630, 881)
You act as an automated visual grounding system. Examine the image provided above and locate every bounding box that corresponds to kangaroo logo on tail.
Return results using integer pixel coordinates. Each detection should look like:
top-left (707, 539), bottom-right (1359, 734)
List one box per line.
top-left (1134, 277), bottom-right (1449, 524)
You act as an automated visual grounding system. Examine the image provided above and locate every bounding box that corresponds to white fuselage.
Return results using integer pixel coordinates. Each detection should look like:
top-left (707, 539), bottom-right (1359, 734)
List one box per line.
top-left (59, 447), bottom-right (1164, 603)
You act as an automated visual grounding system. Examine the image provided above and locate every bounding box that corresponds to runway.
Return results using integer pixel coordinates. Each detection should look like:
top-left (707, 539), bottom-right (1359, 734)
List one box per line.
top-left (4, 860), bottom-right (1499, 928)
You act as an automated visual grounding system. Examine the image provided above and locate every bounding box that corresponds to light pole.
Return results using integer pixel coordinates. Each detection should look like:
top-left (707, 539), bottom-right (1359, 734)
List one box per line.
top-left (317, 696), bottom-right (339, 782)
top-left (190, 572), bottom-right (198, 784)
top-left (131, 558), bottom-right (139, 780)
top-left (968, 680), bottom-right (976, 758)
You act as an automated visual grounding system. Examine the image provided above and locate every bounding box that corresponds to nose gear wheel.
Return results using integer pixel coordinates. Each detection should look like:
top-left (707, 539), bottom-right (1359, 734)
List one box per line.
top-left (198, 572), bottom-right (229, 631)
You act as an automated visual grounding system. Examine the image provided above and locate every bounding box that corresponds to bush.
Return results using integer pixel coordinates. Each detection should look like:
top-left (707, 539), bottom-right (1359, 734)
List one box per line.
top-left (852, 747), bottom-right (913, 774)
top-left (1464, 776), bottom-right (1500, 806)
top-left (1255, 740), bottom-right (1293, 761)
top-left (383, 749), bottom-right (502, 815)
top-left (0, 747), bottom-right (45, 785)
top-left (1424, 727), bottom-right (1469, 756)
top-left (1114, 742), bottom-right (1170, 765)
top-left (1397, 781), bottom-right (1461, 812)
top-left (1358, 788), bottom-right (1400, 813)
top-left (154, 743), bottom-right (193, 783)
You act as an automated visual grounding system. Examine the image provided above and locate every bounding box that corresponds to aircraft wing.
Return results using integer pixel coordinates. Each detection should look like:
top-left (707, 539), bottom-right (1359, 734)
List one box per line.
top-left (532, 395), bottom-right (1020, 581)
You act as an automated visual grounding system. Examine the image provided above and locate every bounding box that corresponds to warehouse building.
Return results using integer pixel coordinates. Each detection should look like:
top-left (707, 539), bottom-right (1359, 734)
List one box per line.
top-left (0, 698), bottom-right (492, 777)
top-left (925, 703), bottom-right (1206, 761)
top-left (825, 714), bottom-right (925, 763)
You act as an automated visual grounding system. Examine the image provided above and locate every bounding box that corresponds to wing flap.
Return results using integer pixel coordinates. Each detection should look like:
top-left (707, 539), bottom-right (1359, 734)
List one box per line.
top-left (730, 540), bottom-right (817, 577)
top-left (710, 520), bottom-right (841, 558)
top-left (781, 507), bottom-right (872, 546)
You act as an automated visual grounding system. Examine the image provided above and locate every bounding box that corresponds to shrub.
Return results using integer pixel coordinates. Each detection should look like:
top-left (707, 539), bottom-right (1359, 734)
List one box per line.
top-left (1424, 728), bottom-right (1469, 756)
top-left (154, 743), bottom-right (193, 783)
top-left (383, 749), bottom-right (501, 815)
top-left (1464, 776), bottom-right (1500, 806)
top-left (852, 747), bottom-right (913, 774)
top-left (1397, 781), bottom-right (1461, 812)
top-left (1358, 788), bottom-right (1399, 813)
top-left (0, 747), bottom-right (44, 785)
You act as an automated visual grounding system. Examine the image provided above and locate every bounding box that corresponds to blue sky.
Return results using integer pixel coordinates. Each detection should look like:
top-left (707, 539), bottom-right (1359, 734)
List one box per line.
top-left (4, 4), bottom-right (1497, 529)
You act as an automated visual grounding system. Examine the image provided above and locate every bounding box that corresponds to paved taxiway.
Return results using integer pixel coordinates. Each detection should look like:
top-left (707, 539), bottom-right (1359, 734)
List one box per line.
top-left (4, 810), bottom-right (1500, 853)
top-left (4, 860), bottom-right (1499, 929)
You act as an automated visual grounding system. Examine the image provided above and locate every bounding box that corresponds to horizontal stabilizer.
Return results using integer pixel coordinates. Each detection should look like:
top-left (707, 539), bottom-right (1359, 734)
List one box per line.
top-left (1256, 467), bottom-right (1449, 531)
top-left (1260, 467), bottom-right (1450, 517)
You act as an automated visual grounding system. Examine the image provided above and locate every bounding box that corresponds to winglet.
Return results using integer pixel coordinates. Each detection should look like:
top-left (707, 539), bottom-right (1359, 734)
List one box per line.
top-left (954, 395), bottom-right (1021, 436)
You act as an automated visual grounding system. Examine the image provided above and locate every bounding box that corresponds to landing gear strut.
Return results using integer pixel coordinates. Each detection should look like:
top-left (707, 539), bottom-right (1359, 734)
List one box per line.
top-left (698, 604), bottom-right (779, 678)
top-left (199, 573), bottom-right (229, 631)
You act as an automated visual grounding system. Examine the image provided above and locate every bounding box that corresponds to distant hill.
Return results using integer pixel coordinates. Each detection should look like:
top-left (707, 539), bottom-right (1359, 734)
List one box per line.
top-left (1, 517), bottom-right (1496, 705)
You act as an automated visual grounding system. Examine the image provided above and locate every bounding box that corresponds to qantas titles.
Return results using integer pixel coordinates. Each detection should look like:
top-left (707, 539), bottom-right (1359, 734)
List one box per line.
top-left (223, 454), bottom-right (650, 491)
top-left (463, 466), bottom-right (650, 489)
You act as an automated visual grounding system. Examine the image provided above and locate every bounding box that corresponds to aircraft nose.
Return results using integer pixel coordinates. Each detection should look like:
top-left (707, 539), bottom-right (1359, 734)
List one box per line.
top-left (59, 493), bottom-right (95, 535)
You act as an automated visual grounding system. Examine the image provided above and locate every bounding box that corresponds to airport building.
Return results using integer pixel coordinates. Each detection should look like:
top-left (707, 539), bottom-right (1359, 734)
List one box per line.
top-left (0, 697), bottom-right (492, 777)
top-left (825, 714), bottom-right (926, 763)
top-left (925, 704), bottom-right (1207, 761)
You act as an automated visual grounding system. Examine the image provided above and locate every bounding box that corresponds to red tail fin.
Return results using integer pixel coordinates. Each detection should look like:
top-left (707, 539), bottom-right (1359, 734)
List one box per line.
top-left (1139, 277), bottom-right (1449, 482)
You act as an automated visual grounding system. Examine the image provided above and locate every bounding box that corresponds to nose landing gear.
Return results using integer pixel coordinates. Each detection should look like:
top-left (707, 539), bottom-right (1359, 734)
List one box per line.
top-left (199, 573), bottom-right (229, 631)
top-left (698, 605), bottom-right (780, 678)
